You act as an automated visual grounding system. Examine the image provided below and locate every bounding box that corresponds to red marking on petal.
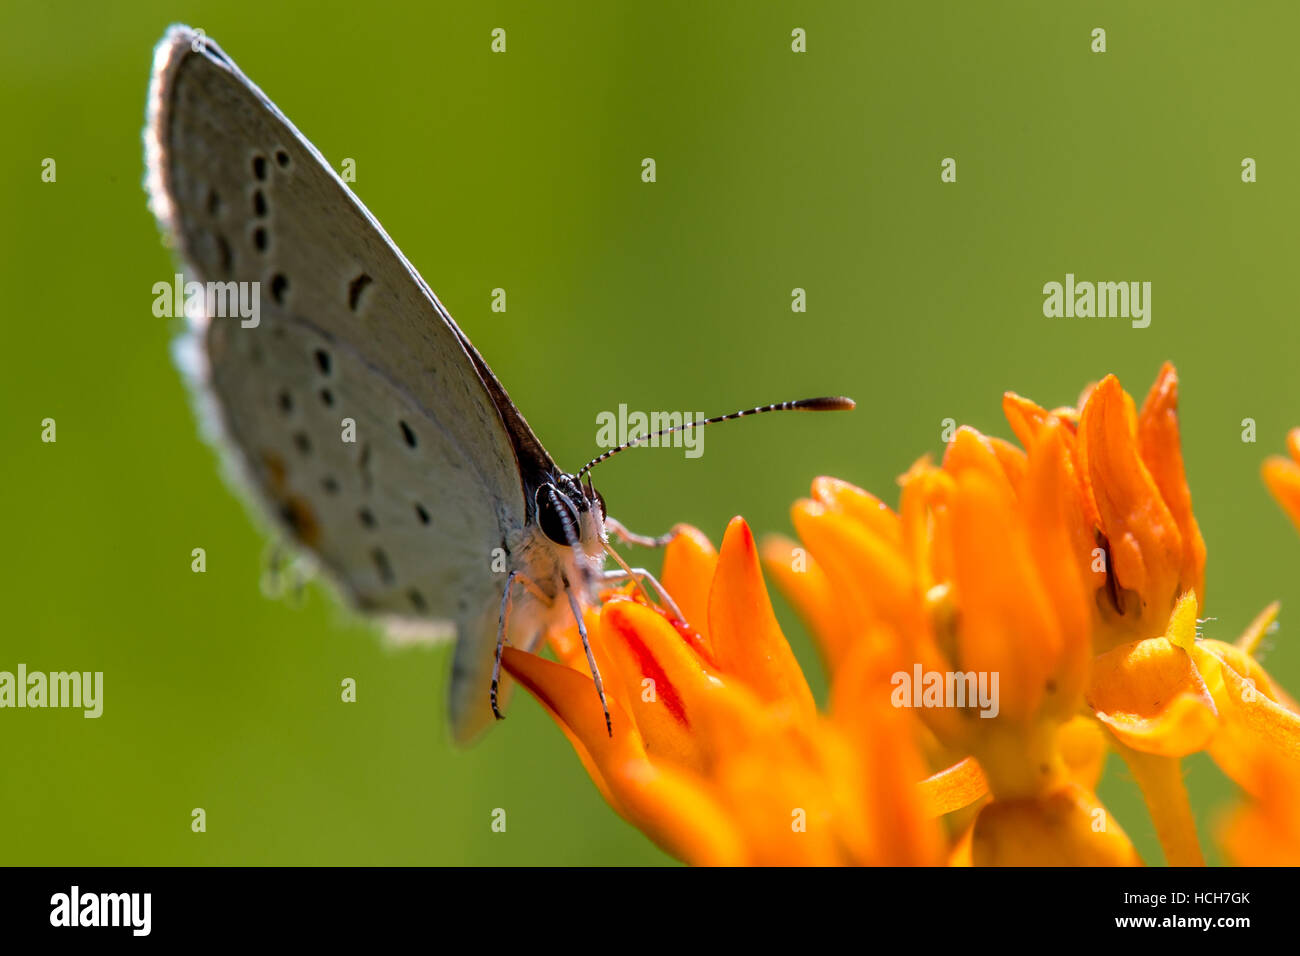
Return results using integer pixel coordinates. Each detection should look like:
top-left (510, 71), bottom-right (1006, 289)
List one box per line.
top-left (606, 610), bottom-right (690, 727)
top-left (665, 612), bottom-right (715, 668)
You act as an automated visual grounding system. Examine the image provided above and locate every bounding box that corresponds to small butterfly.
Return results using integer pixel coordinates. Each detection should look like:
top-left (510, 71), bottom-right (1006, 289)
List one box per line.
top-left (144, 25), bottom-right (854, 742)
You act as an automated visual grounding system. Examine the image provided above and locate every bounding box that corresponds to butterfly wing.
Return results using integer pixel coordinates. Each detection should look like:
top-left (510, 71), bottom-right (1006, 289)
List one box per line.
top-left (145, 25), bottom-right (544, 740)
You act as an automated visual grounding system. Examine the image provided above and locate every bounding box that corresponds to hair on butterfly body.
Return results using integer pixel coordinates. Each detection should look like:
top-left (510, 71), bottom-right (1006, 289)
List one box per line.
top-left (145, 24), bottom-right (855, 744)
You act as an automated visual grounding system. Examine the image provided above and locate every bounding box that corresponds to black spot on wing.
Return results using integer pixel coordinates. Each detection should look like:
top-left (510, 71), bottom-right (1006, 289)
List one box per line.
top-left (347, 273), bottom-right (372, 311)
top-left (372, 547), bottom-right (394, 585)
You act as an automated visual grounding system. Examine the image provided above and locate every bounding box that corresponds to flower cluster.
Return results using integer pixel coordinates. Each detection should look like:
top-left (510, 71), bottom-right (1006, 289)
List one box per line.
top-left (505, 364), bottom-right (1300, 865)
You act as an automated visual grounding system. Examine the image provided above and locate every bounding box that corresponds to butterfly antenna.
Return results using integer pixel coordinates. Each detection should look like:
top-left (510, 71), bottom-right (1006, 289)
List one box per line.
top-left (577, 396), bottom-right (855, 478)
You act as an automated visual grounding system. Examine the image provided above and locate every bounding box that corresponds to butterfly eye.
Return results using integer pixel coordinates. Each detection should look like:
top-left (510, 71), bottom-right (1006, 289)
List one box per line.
top-left (537, 486), bottom-right (580, 545)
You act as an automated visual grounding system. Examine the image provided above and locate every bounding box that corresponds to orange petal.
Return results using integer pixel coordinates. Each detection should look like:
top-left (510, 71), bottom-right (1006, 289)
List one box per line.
top-left (1136, 363), bottom-right (1206, 606)
top-left (503, 645), bottom-right (645, 761)
top-left (792, 498), bottom-right (922, 646)
top-left (607, 759), bottom-right (749, 866)
top-left (502, 646), bottom-right (746, 865)
top-left (1058, 717), bottom-right (1108, 792)
top-left (1220, 804), bottom-right (1300, 865)
top-left (1076, 379), bottom-right (1100, 414)
top-left (810, 476), bottom-right (902, 547)
top-left (1204, 638), bottom-right (1300, 716)
top-left (597, 599), bottom-right (722, 775)
top-left (898, 458), bottom-right (957, 594)
top-left (1003, 392), bottom-right (1091, 522)
top-left (1263, 450), bottom-right (1300, 535)
top-left (1235, 601), bottom-right (1280, 657)
top-left (1190, 642), bottom-right (1300, 797)
top-left (1078, 375), bottom-right (1184, 633)
top-left (1201, 642), bottom-right (1296, 709)
top-left (917, 756), bottom-right (989, 817)
top-left (761, 533), bottom-right (851, 676)
top-left (943, 426), bottom-right (1016, 494)
top-left (502, 642), bottom-right (639, 813)
top-left (677, 677), bottom-right (872, 864)
top-left (1021, 419), bottom-right (1094, 711)
top-left (545, 605), bottom-right (639, 727)
top-left (830, 633), bottom-right (946, 864)
top-left (989, 436), bottom-right (1028, 494)
top-left (1087, 636), bottom-right (1219, 756)
top-left (708, 732), bottom-right (858, 865)
top-left (971, 784), bottom-right (1143, 866)
top-left (660, 524), bottom-right (717, 650)
top-left (708, 517), bottom-right (815, 721)
top-left (1002, 391), bottom-right (1051, 449)
top-left (948, 468), bottom-right (1059, 721)
top-left (1218, 749), bottom-right (1300, 865)
top-left (547, 605), bottom-right (600, 670)
top-left (948, 821), bottom-right (976, 866)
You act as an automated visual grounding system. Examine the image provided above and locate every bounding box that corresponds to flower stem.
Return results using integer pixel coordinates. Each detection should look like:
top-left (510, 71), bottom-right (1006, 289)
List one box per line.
top-left (1117, 744), bottom-right (1205, 866)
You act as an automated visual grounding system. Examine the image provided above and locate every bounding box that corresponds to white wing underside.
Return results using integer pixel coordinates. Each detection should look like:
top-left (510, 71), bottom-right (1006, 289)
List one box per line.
top-left (146, 25), bottom-right (535, 741)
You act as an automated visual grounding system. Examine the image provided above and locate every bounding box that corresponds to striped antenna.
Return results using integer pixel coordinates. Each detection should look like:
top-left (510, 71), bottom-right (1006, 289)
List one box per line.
top-left (576, 396), bottom-right (855, 478)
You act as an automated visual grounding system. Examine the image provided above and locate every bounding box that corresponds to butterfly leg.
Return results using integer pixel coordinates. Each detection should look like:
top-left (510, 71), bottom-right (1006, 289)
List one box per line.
top-left (260, 542), bottom-right (287, 599)
top-left (604, 516), bottom-right (679, 549)
top-left (490, 570), bottom-right (553, 721)
top-left (563, 573), bottom-right (613, 737)
top-left (601, 565), bottom-right (688, 629)
top-left (260, 541), bottom-right (308, 606)
top-left (601, 539), bottom-right (657, 609)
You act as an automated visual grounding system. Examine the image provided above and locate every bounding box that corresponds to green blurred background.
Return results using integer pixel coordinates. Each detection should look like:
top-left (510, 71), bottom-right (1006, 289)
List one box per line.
top-left (3, 0), bottom-right (1298, 865)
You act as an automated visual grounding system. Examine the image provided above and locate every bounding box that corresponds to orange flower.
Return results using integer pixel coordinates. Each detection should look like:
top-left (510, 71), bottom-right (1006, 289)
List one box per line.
top-left (1264, 427), bottom-right (1300, 534)
top-left (770, 364), bottom-right (1300, 866)
top-left (769, 425), bottom-right (1140, 865)
top-left (1004, 363), bottom-right (1206, 650)
top-left (1218, 743), bottom-right (1300, 865)
top-left (1213, 428), bottom-right (1300, 865)
top-left (504, 522), bottom-right (943, 866)
top-left (506, 364), bottom-right (1300, 867)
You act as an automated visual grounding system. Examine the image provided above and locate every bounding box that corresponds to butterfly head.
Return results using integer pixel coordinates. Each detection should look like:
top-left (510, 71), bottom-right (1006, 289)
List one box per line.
top-left (535, 473), bottom-right (606, 550)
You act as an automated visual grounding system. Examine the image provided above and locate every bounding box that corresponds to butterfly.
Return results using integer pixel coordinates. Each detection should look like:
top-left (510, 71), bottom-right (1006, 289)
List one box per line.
top-left (144, 25), bottom-right (853, 743)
